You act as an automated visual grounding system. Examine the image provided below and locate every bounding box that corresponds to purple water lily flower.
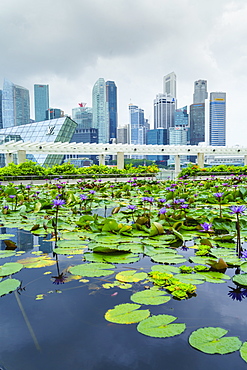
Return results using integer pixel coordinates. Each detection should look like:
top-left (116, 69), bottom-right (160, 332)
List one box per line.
top-left (181, 204), bottom-right (189, 209)
top-left (214, 192), bottom-right (224, 198)
top-left (200, 222), bottom-right (213, 232)
top-left (241, 250), bottom-right (247, 259)
top-left (89, 190), bottom-right (96, 194)
top-left (79, 194), bottom-right (88, 201)
top-left (127, 205), bottom-right (137, 211)
top-left (158, 207), bottom-right (167, 214)
top-left (52, 199), bottom-right (66, 208)
top-left (9, 195), bottom-right (16, 198)
top-left (229, 205), bottom-right (247, 215)
top-left (228, 286), bottom-right (247, 302)
top-left (142, 197), bottom-right (154, 203)
top-left (158, 198), bottom-right (166, 203)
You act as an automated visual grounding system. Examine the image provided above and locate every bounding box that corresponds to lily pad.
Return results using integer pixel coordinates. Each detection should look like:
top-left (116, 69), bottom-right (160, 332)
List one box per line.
top-left (0, 250), bottom-right (16, 259)
top-left (84, 252), bottom-right (140, 264)
top-left (105, 303), bottom-right (150, 324)
top-left (240, 342), bottom-right (247, 363)
top-left (150, 265), bottom-right (180, 274)
top-left (130, 289), bottom-right (171, 305)
top-left (0, 262), bottom-right (23, 277)
top-left (189, 327), bottom-right (242, 354)
top-left (232, 273), bottom-right (247, 286)
top-left (137, 314), bottom-right (186, 338)
top-left (115, 270), bottom-right (148, 283)
top-left (17, 256), bottom-right (57, 268)
top-left (69, 262), bottom-right (115, 277)
top-left (174, 273), bottom-right (205, 285)
top-left (0, 278), bottom-right (20, 296)
top-left (0, 234), bottom-right (15, 240)
top-left (54, 247), bottom-right (85, 255)
top-left (151, 254), bottom-right (187, 264)
top-left (197, 271), bottom-right (230, 283)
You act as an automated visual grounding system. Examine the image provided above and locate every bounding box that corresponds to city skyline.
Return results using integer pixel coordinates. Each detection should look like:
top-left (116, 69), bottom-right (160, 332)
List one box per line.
top-left (1, 1), bottom-right (246, 145)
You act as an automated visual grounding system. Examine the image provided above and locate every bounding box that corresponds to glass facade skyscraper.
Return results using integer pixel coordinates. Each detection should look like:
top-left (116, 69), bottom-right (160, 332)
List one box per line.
top-left (154, 93), bottom-right (175, 136)
top-left (190, 80), bottom-right (208, 146)
top-left (34, 84), bottom-right (49, 122)
top-left (193, 80), bottom-right (208, 104)
top-left (209, 92), bottom-right (226, 146)
top-left (106, 81), bottom-right (117, 141)
top-left (129, 104), bottom-right (148, 145)
top-left (92, 78), bottom-right (109, 144)
top-left (2, 79), bottom-right (30, 128)
top-left (163, 72), bottom-right (176, 100)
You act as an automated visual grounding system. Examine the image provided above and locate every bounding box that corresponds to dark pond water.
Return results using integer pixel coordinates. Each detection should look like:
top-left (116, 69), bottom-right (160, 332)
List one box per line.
top-left (0, 229), bottom-right (247, 370)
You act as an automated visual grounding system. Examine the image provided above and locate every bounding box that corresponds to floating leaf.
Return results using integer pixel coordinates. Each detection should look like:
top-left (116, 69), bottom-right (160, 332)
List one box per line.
top-left (197, 271), bottom-right (230, 283)
top-left (54, 247), bottom-right (85, 255)
top-left (174, 273), bottom-right (205, 285)
top-left (150, 265), bottom-right (180, 274)
top-left (240, 262), bottom-right (247, 273)
top-left (84, 252), bottom-right (140, 264)
top-left (137, 314), bottom-right (186, 338)
top-left (0, 234), bottom-right (15, 240)
top-left (151, 254), bottom-right (187, 264)
top-left (0, 250), bottom-right (16, 258)
top-left (69, 262), bottom-right (115, 277)
top-left (189, 327), bottom-right (242, 354)
top-left (240, 342), bottom-right (247, 363)
top-left (115, 270), bottom-right (147, 283)
top-left (130, 289), bottom-right (171, 305)
top-left (232, 273), bottom-right (247, 286)
top-left (17, 256), bottom-right (56, 268)
top-left (105, 303), bottom-right (150, 324)
top-left (0, 262), bottom-right (23, 277)
top-left (0, 278), bottom-right (20, 296)
top-left (102, 281), bottom-right (132, 289)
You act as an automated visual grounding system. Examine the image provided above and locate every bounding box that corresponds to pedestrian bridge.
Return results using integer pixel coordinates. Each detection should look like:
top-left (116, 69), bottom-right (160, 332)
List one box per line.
top-left (1, 141), bottom-right (247, 174)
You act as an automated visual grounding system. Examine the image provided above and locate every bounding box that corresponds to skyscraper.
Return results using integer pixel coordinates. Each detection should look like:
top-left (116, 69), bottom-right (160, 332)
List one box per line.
top-left (34, 84), bottom-right (49, 122)
top-left (92, 78), bottom-right (109, 144)
top-left (163, 72), bottom-right (176, 99)
top-left (129, 104), bottom-right (149, 145)
top-left (209, 92), bottom-right (226, 146)
top-left (0, 90), bottom-right (2, 129)
top-left (154, 93), bottom-right (175, 136)
top-left (2, 79), bottom-right (30, 128)
top-left (106, 81), bottom-right (117, 142)
top-left (190, 79), bottom-right (208, 145)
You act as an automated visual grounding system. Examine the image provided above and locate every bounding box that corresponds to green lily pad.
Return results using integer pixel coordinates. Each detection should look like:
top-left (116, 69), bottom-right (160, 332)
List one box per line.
top-left (105, 303), bottom-right (150, 324)
top-left (102, 281), bottom-right (132, 289)
top-left (232, 273), bottom-right (247, 286)
top-left (0, 262), bottom-right (23, 277)
top-left (115, 270), bottom-right (148, 283)
top-left (54, 247), bottom-right (85, 255)
top-left (0, 250), bottom-right (16, 258)
top-left (151, 254), bottom-right (187, 264)
top-left (189, 327), bottom-right (242, 354)
top-left (17, 256), bottom-right (56, 268)
top-left (0, 278), bottom-right (20, 296)
top-left (174, 273), bottom-right (205, 285)
top-left (150, 265), bottom-right (180, 274)
top-left (69, 262), bottom-right (115, 277)
top-left (130, 289), bottom-right (171, 305)
top-left (240, 342), bottom-right (247, 363)
top-left (189, 256), bottom-right (217, 265)
top-left (94, 234), bottom-right (123, 244)
top-left (137, 314), bottom-right (186, 338)
top-left (240, 262), bottom-right (247, 273)
top-left (84, 252), bottom-right (140, 264)
top-left (197, 271), bottom-right (230, 283)
top-left (0, 234), bottom-right (15, 240)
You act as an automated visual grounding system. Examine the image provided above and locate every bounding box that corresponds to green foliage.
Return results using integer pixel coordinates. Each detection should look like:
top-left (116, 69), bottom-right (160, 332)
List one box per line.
top-left (137, 314), bottom-right (186, 338)
top-left (105, 303), bottom-right (150, 324)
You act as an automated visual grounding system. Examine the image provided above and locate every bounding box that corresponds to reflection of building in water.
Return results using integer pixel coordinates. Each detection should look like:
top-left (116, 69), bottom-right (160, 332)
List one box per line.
top-left (0, 227), bottom-right (53, 253)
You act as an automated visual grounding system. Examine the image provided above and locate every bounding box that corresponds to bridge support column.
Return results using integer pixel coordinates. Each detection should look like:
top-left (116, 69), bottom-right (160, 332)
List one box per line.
top-left (117, 152), bottom-right (124, 170)
top-left (5, 153), bottom-right (13, 165)
top-left (197, 152), bottom-right (205, 168)
top-left (99, 154), bottom-right (105, 166)
top-left (175, 155), bottom-right (180, 177)
top-left (17, 150), bottom-right (26, 164)
top-left (244, 155), bottom-right (247, 166)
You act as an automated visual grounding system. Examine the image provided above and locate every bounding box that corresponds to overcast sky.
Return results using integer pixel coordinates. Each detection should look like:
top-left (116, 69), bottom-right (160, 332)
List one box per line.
top-left (1, 0), bottom-right (247, 145)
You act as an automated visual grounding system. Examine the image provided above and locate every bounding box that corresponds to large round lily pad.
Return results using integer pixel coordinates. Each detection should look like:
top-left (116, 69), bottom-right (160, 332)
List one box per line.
top-left (69, 262), bottom-right (115, 277)
top-left (0, 262), bottom-right (23, 277)
top-left (115, 270), bottom-right (147, 283)
top-left (105, 303), bottom-right (150, 324)
top-left (240, 342), bottom-right (247, 363)
top-left (0, 278), bottom-right (20, 297)
top-left (137, 314), bottom-right (186, 338)
top-left (17, 256), bottom-right (56, 268)
top-left (189, 327), bottom-right (242, 354)
top-left (130, 289), bottom-right (171, 305)
top-left (232, 273), bottom-right (247, 286)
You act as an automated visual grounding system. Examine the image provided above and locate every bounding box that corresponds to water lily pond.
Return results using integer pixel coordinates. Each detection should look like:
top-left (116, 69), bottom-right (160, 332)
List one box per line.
top-left (1, 176), bottom-right (247, 369)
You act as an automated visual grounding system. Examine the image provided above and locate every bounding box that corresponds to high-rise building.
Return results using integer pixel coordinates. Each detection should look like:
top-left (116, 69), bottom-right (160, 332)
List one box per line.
top-left (72, 104), bottom-right (93, 129)
top-left (92, 78), bottom-right (109, 144)
top-left (46, 108), bottom-right (64, 120)
top-left (129, 104), bottom-right (149, 145)
top-left (154, 93), bottom-right (175, 135)
top-left (34, 84), bottom-right (49, 122)
top-left (117, 125), bottom-right (129, 144)
top-left (190, 79), bottom-right (208, 145)
top-left (163, 72), bottom-right (176, 99)
top-left (106, 81), bottom-right (117, 141)
top-left (193, 80), bottom-right (208, 104)
top-left (209, 92), bottom-right (226, 146)
top-left (147, 128), bottom-right (168, 162)
top-left (2, 79), bottom-right (30, 128)
top-left (0, 90), bottom-right (2, 129)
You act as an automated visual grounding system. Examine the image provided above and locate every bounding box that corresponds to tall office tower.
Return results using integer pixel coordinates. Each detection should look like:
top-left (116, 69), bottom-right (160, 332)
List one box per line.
top-left (34, 84), bottom-right (49, 122)
top-left (193, 80), bottom-right (208, 104)
top-left (154, 93), bottom-right (175, 140)
top-left (129, 104), bottom-right (147, 145)
top-left (209, 92), bottom-right (226, 146)
top-left (2, 79), bottom-right (30, 128)
top-left (147, 128), bottom-right (168, 162)
top-left (163, 72), bottom-right (176, 99)
top-left (0, 90), bottom-right (2, 129)
top-left (117, 125), bottom-right (129, 144)
top-left (72, 104), bottom-right (93, 129)
top-left (190, 79), bottom-right (208, 145)
top-left (46, 108), bottom-right (64, 120)
top-left (106, 81), bottom-right (117, 142)
top-left (92, 78), bottom-right (109, 144)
